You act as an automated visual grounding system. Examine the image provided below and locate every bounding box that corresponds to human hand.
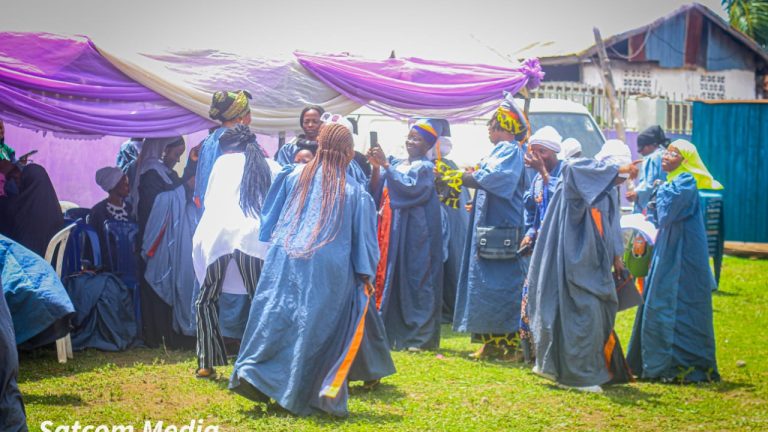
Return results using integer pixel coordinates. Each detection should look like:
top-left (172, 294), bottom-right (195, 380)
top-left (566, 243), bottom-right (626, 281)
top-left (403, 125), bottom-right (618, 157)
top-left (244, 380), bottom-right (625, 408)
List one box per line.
top-left (367, 146), bottom-right (388, 168)
top-left (519, 235), bottom-right (533, 250)
top-left (619, 160), bottom-right (642, 179)
top-left (625, 191), bottom-right (637, 202)
top-left (613, 256), bottom-right (626, 280)
top-left (524, 151), bottom-right (545, 175)
top-left (189, 144), bottom-right (202, 162)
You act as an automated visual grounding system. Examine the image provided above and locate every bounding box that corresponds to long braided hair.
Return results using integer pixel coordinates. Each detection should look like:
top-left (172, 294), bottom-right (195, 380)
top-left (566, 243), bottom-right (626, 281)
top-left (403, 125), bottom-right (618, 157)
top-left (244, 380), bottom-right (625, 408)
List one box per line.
top-left (219, 125), bottom-right (272, 217)
top-left (279, 123), bottom-right (354, 258)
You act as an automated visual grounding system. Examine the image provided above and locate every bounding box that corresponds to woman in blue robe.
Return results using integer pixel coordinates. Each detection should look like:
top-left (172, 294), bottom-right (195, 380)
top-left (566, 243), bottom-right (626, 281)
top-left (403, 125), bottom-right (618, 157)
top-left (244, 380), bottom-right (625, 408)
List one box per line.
top-left (1, 235), bottom-right (75, 349)
top-left (627, 125), bottom-right (668, 214)
top-left (449, 94), bottom-right (528, 360)
top-left (368, 119), bottom-right (445, 351)
top-left (230, 123), bottom-right (394, 417)
top-left (627, 140), bottom-right (722, 383)
top-left (527, 153), bottom-right (636, 392)
top-left (0, 275), bottom-right (27, 432)
top-left (194, 90), bottom-right (252, 209)
top-left (519, 126), bottom-right (564, 361)
top-left (274, 105), bottom-right (324, 166)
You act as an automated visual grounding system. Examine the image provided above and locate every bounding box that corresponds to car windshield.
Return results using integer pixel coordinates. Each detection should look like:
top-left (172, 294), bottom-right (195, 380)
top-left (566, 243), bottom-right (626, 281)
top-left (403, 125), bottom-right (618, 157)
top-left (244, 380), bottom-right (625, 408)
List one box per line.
top-left (528, 113), bottom-right (605, 157)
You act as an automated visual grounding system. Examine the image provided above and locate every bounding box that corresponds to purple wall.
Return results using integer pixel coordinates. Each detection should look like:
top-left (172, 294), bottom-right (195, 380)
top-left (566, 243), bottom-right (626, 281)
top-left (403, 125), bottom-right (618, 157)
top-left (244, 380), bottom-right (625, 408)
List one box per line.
top-left (6, 125), bottom-right (279, 209)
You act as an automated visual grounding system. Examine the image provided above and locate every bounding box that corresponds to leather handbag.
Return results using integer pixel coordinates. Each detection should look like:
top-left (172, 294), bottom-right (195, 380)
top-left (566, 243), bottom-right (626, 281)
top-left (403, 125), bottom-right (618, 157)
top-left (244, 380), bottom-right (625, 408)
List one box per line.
top-left (476, 226), bottom-right (520, 260)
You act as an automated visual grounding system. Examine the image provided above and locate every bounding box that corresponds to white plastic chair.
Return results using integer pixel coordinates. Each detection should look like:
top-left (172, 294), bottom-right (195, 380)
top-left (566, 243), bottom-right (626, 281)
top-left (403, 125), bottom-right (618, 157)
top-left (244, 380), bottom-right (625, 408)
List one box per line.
top-left (44, 223), bottom-right (76, 363)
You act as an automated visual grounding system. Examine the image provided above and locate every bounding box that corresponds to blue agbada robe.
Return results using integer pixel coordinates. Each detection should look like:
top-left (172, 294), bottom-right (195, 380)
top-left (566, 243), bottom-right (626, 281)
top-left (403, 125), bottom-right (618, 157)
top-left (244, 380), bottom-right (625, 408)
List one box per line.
top-left (438, 159), bottom-right (470, 323)
top-left (194, 127), bottom-right (227, 208)
top-left (230, 164), bottom-right (395, 417)
top-left (633, 147), bottom-right (666, 214)
top-left (375, 156), bottom-right (444, 350)
top-left (141, 186), bottom-right (199, 337)
top-left (0, 275), bottom-right (27, 432)
top-left (627, 173), bottom-right (719, 382)
top-left (0, 235), bottom-right (75, 347)
top-left (527, 159), bottom-right (624, 387)
top-left (453, 141), bottom-right (527, 335)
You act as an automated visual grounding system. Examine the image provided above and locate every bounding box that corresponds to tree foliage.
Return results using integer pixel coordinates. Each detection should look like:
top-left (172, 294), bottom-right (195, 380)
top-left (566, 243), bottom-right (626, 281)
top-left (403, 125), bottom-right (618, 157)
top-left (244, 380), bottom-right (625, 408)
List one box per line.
top-left (722, 0), bottom-right (768, 47)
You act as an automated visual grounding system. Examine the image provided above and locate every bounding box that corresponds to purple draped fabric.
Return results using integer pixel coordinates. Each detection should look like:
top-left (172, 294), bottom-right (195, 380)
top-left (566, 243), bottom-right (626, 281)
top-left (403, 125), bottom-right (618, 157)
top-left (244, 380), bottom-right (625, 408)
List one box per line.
top-left (295, 52), bottom-right (544, 121)
top-left (0, 32), bottom-right (211, 137)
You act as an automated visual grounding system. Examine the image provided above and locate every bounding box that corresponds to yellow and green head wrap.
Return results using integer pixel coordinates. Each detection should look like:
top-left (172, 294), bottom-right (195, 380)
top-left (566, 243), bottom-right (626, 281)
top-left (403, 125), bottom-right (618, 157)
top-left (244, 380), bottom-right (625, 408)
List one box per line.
top-left (666, 139), bottom-right (723, 190)
top-left (209, 90), bottom-right (252, 122)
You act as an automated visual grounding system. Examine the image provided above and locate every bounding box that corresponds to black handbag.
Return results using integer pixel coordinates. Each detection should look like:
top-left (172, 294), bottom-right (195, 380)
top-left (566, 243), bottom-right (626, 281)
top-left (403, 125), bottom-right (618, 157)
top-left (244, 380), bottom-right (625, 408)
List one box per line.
top-left (476, 226), bottom-right (520, 260)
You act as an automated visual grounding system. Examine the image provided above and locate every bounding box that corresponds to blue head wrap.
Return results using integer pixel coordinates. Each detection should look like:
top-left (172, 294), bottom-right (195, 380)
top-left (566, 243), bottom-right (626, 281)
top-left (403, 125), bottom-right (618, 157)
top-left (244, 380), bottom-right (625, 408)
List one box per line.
top-left (411, 118), bottom-right (451, 148)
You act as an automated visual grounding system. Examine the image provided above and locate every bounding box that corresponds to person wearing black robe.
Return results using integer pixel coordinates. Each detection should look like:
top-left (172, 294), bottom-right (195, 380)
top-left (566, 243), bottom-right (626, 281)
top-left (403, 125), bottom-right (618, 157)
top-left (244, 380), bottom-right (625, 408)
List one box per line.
top-left (134, 137), bottom-right (197, 349)
top-left (0, 163), bottom-right (64, 257)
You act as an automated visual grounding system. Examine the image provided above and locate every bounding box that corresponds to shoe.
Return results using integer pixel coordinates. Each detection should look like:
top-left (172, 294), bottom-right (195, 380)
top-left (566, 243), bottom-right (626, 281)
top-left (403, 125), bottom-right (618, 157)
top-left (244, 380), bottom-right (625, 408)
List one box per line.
top-left (469, 344), bottom-right (498, 360)
top-left (532, 365), bottom-right (556, 381)
top-left (406, 346), bottom-right (423, 353)
top-left (361, 379), bottom-right (381, 391)
top-left (558, 383), bottom-right (603, 393)
top-left (498, 349), bottom-right (525, 363)
top-left (195, 367), bottom-right (216, 379)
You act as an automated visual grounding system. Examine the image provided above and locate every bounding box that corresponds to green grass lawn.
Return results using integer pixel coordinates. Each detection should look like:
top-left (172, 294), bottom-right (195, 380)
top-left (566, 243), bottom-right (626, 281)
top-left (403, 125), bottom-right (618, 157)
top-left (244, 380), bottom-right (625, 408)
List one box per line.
top-left (18, 256), bottom-right (768, 431)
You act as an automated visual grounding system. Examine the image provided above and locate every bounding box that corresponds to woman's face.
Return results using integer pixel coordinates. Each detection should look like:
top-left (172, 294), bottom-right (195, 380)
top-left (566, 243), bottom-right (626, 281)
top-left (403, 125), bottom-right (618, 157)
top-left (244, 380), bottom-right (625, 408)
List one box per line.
top-left (302, 110), bottom-right (322, 141)
top-left (661, 145), bottom-right (684, 172)
top-left (112, 175), bottom-right (130, 198)
top-left (163, 143), bottom-right (185, 169)
top-left (405, 129), bottom-right (429, 159)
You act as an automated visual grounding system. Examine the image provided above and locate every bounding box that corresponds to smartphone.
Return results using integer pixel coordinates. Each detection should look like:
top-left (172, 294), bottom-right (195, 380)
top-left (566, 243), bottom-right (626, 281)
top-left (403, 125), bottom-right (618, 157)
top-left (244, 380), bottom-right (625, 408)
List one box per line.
top-left (369, 131), bottom-right (380, 148)
top-left (17, 149), bottom-right (38, 162)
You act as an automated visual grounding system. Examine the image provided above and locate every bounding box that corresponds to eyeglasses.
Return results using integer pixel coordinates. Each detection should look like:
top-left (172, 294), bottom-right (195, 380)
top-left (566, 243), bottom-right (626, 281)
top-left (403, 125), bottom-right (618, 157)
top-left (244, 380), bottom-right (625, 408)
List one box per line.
top-left (320, 112), bottom-right (344, 123)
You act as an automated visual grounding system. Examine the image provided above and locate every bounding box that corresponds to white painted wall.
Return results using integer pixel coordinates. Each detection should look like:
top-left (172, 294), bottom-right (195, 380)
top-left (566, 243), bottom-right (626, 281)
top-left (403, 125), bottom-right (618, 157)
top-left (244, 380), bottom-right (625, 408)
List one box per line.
top-left (582, 62), bottom-right (756, 100)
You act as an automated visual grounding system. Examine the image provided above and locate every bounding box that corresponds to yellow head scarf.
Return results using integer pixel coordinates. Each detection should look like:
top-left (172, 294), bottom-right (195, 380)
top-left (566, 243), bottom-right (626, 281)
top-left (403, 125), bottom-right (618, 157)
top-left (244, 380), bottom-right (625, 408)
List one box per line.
top-left (666, 139), bottom-right (723, 190)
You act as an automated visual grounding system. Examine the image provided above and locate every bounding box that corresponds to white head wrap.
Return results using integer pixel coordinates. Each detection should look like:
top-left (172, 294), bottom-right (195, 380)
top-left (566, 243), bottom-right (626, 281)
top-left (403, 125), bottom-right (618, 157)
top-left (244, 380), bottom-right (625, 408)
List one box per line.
top-left (595, 139), bottom-right (632, 178)
top-left (558, 138), bottom-right (582, 160)
top-left (529, 126), bottom-right (562, 153)
top-left (95, 166), bottom-right (125, 193)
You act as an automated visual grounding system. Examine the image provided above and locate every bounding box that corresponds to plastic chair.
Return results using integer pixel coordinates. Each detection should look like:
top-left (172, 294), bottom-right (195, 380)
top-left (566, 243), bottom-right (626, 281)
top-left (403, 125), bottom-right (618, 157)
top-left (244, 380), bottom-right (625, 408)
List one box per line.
top-left (63, 219), bottom-right (102, 278)
top-left (699, 191), bottom-right (724, 289)
top-left (104, 220), bottom-right (141, 325)
top-left (44, 223), bottom-right (76, 363)
top-left (64, 207), bottom-right (91, 221)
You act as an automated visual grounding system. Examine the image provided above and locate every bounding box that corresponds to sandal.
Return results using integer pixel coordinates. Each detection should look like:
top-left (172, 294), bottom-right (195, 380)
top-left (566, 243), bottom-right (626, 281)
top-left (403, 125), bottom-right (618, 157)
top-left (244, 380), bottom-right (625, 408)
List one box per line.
top-left (195, 367), bottom-right (216, 379)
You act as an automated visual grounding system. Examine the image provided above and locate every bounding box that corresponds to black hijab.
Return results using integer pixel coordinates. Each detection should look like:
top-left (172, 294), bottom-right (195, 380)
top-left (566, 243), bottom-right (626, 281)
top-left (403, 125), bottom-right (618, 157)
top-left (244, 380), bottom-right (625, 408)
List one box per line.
top-left (0, 164), bottom-right (64, 257)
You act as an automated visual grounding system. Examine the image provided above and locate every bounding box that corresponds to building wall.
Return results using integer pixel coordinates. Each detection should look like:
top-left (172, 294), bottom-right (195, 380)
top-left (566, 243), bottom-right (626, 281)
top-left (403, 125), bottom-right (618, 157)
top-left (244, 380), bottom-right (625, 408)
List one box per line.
top-left (582, 62), bottom-right (756, 100)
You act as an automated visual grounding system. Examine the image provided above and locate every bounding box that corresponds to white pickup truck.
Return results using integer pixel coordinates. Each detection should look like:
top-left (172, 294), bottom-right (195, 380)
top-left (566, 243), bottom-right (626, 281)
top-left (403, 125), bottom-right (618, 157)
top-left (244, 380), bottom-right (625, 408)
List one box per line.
top-left (349, 98), bottom-right (606, 167)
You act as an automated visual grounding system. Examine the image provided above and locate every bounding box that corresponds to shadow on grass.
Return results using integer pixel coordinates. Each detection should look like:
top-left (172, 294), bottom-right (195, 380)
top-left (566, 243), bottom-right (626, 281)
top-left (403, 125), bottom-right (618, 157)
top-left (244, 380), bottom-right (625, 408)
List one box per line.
top-left (602, 384), bottom-right (662, 407)
top-left (237, 393), bottom-right (405, 425)
top-left (232, 381), bottom-right (406, 425)
top-left (18, 346), bottom-right (195, 384)
top-left (24, 393), bottom-right (85, 406)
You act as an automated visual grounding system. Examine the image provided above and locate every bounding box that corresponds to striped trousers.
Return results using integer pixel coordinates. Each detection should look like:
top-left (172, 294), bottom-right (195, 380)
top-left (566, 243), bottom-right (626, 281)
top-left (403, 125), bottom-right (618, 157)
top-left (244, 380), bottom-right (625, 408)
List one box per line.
top-left (196, 250), bottom-right (261, 370)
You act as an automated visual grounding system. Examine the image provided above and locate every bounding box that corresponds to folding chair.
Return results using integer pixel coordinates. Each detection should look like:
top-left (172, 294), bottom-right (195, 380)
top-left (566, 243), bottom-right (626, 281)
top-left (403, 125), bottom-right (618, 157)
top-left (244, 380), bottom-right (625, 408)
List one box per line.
top-left (44, 223), bottom-right (76, 363)
top-left (104, 220), bottom-right (141, 326)
top-left (63, 219), bottom-right (102, 278)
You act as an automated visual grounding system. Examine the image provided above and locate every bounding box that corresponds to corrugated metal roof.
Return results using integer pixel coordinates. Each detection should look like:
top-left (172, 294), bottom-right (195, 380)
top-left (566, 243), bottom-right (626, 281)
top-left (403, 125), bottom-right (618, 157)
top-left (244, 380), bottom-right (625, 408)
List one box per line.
top-left (530, 3), bottom-right (768, 67)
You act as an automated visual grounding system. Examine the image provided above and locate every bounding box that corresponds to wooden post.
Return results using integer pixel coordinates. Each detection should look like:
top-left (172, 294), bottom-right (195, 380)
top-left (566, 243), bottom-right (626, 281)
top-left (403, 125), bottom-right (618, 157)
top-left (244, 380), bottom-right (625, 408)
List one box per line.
top-left (593, 27), bottom-right (626, 143)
